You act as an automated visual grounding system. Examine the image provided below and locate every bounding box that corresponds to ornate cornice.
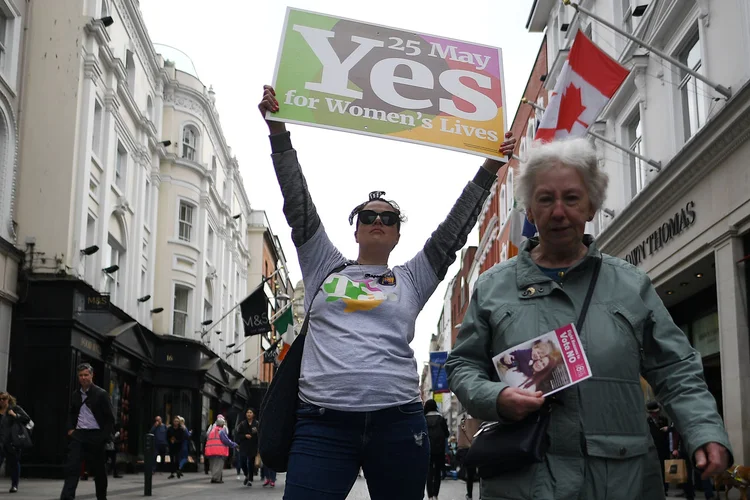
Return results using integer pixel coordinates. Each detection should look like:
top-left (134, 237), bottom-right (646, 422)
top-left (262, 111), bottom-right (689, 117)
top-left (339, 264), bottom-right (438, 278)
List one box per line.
top-left (113, 0), bottom-right (159, 92)
top-left (83, 54), bottom-right (103, 82)
top-left (596, 81), bottom-right (750, 256)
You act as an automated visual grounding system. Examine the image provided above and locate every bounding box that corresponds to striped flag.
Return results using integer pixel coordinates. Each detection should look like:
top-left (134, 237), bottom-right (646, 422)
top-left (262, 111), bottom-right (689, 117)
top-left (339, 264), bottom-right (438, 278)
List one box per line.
top-left (274, 307), bottom-right (295, 361)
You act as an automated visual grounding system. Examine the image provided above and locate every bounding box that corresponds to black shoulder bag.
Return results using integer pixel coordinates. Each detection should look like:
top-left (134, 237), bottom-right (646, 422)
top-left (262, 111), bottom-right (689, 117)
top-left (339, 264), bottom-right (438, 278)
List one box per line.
top-left (258, 263), bottom-right (349, 472)
top-left (464, 257), bottom-right (601, 478)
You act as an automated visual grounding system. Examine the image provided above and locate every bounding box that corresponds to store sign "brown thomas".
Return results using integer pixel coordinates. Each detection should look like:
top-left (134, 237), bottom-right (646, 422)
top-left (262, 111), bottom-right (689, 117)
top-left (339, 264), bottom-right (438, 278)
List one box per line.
top-left (624, 201), bottom-right (696, 266)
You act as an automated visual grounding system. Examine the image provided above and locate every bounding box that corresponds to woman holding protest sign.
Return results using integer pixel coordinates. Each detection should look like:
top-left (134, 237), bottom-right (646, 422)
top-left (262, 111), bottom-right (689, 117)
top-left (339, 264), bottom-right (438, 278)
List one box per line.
top-left (445, 138), bottom-right (731, 500)
top-left (258, 85), bottom-right (514, 500)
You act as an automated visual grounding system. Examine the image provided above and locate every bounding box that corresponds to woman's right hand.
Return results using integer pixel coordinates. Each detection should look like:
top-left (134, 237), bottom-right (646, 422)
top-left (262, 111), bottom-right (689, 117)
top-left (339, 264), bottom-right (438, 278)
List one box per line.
top-left (258, 85), bottom-right (286, 135)
top-left (495, 387), bottom-right (545, 421)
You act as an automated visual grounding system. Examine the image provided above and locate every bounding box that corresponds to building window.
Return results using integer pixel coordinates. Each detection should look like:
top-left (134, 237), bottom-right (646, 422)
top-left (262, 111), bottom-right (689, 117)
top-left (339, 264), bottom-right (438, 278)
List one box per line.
top-left (104, 234), bottom-right (124, 301)
top-left (146, 96), bottom-right (153, 121)
top-left (460, 276), bottom-right (466, 307)
top-left (679, 33), bottom-right (706, 140)
top-left (207, 226), bottom-right (214, 262)
top-left (115, 142), bottom-right (127, 191)
top-left (627, 112), bottom-right (645, 196)
top-left (92, 100), bottom-right (103, 157)
top-left (182, 125), bottom-right (198, 161)
top-left (141, 269), bottom-right (147, 298)
top-left (125, 50), bottom-right (135, 92)
top-left (100, 0), bottom-right (109, 17)
top-left (501, 243), bottom-right (508, 262)
top-left (173, 285), bottom-right (190, 336)
top-left (178, 201), bottom-right (194, 242)
top-left (0, 3), bottom-right (16, 80)
top-left (211, 156), bottom-right (217, 178)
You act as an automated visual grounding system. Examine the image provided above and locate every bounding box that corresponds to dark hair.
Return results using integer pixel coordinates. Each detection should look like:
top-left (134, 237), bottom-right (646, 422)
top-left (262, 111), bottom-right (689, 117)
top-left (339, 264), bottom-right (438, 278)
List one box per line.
top-left (423, 399), bottom-right (438, 414)
top-left (77, 363), bottom-right (94, 374)
top-left (246, 407), bottom-right (256, 414)
top-left (646, 401), bottom-right (660, 412)
top-left (348, 191), bottom-right (406, 230)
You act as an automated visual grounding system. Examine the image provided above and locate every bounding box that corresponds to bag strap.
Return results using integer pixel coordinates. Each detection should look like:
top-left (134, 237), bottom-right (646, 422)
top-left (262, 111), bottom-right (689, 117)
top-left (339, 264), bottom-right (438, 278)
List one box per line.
top-left (299, 262), bottom-right (351, 337)
top-left (575, 257), bottom-right (602, 334)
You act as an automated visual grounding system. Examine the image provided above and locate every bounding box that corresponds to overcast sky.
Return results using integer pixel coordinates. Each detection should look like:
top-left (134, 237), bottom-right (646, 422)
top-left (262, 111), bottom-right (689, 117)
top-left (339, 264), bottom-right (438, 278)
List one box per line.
top-left (139, 0), bottom-right (544, 371)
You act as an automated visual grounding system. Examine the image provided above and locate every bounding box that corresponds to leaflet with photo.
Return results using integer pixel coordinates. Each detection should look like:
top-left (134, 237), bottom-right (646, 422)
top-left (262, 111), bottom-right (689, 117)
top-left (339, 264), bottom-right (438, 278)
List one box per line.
top-left (492, 323), bottom-right (592, 397)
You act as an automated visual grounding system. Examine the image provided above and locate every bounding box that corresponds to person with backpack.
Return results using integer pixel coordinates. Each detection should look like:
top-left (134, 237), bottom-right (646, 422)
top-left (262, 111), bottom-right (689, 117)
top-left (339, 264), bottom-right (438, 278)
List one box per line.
top-left (0, 392), bottom-right (31, 493)
top-left (425, 399), bottom-right (449, 500)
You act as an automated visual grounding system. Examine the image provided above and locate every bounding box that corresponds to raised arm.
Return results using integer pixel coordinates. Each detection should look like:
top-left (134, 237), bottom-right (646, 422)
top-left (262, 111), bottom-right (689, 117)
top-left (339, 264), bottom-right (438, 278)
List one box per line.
top-left (258, 85), bottom-right (320, 248)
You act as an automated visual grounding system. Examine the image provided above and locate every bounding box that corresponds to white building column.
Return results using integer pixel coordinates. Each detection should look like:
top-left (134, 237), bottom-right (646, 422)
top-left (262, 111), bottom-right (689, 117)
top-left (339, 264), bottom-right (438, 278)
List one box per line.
top-left (194, 193), bottom-right (209, 342)
top-left (714, 233), bottom-right (750, 464)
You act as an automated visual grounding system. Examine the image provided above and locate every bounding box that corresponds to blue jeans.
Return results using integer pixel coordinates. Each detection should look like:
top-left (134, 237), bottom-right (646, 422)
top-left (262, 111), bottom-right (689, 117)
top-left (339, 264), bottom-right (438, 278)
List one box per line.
top-left (283, 400), bottom-right (429, 500)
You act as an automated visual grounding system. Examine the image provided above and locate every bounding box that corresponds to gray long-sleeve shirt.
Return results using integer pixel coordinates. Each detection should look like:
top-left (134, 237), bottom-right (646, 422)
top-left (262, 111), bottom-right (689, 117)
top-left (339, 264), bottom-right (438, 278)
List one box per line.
top-left (269, 131), bottom-right (496, 411)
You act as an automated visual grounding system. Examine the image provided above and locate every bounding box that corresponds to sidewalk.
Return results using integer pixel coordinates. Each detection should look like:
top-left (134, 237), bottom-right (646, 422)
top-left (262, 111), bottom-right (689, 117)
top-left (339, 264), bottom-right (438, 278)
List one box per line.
top-left (5, 471), bottom-right (207, 500)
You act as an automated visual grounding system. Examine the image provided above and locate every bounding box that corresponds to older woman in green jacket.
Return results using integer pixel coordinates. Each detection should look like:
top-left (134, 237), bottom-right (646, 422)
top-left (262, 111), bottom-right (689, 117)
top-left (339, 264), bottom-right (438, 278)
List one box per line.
top-left (446, 138), bottom-right (731, 500)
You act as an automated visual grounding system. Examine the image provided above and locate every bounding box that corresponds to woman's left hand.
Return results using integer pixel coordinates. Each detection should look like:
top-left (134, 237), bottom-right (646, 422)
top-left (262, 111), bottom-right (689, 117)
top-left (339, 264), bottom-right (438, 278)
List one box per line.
top-left (481, 132), bottom-right (517, 175)
top-left (7, 409), bottom-right (15, 417)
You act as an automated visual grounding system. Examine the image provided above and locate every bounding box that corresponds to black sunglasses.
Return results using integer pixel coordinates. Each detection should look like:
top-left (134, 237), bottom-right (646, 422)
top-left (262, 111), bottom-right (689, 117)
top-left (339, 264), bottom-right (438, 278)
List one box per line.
top-left (357, 210), bottom-right (399, 226)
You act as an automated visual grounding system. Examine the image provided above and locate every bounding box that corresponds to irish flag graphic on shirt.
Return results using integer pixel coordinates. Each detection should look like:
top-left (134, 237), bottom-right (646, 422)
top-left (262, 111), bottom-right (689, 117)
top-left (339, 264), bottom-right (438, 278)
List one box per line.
top-left (535, 30), bottom-right (629, 142)
top-left (322, 274), bottom-right (394, 313)
top-left (275, 306), bottom-right (295, 362)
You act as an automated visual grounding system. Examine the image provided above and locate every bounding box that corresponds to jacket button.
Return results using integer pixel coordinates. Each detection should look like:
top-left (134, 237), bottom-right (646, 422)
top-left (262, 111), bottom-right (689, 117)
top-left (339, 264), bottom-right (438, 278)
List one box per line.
top-left (619, 447), bottom-right (627, 456)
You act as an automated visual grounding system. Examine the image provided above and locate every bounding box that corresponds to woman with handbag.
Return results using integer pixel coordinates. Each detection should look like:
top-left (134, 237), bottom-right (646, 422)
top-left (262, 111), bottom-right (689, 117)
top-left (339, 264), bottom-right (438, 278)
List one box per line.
top-left (177, 417), bottom-right (191, 472)
top-left (166, 417), bottom-right (185, 479)
top-left (446, 138), bottom-right (732, 500)
top-left (257, 85), bottom-right (515, 500)
top-left (0, 392), bottom-right (31, 493)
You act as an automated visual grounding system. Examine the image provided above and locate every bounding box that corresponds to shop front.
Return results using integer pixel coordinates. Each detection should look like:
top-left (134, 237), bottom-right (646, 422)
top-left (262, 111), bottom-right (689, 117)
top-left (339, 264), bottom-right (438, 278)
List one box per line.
top-left (596, 97), bottom-right (750, 464)
top-left (8, 278), bottom-right (156, 477)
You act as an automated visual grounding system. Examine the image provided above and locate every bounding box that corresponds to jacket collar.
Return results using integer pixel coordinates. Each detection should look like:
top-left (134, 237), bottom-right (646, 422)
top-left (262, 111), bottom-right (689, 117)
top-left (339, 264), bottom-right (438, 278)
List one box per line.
top-left (516, 235), bottom-right (601, 290)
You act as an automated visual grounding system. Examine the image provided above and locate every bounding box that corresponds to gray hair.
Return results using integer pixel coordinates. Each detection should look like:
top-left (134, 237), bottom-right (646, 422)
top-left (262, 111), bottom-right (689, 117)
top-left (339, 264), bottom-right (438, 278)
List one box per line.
top-left (515, 138), bottom-right (608, 213)
top-left (216, 418), bottom-right (226, 427)
top-left (77, 363), bottom-right (94, 375)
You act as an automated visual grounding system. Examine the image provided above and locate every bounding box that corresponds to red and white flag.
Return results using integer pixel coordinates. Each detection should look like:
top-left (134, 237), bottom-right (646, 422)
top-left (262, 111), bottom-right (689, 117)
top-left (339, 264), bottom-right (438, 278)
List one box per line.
top-left (535, 31), bottom-right (629, 142)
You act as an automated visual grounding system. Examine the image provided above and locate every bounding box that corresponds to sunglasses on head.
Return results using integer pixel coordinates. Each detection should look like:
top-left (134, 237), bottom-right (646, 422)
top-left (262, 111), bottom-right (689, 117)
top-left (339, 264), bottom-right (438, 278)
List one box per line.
top-left (357, 210), bottom-right (399, 226)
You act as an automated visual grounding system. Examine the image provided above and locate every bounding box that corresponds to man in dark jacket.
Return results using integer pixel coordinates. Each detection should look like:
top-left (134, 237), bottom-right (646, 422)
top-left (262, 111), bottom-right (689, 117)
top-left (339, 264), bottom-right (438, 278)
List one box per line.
top-left (60, 363), bottom-right (115, 500)
top-left (647, 401), bottom-right (670, 497)
top-left (236, 408), bottom-right (259, 486)
top-left (149, 416), bottom-right (167, 473)
top-left (425, 399), bottom-right (449, 500)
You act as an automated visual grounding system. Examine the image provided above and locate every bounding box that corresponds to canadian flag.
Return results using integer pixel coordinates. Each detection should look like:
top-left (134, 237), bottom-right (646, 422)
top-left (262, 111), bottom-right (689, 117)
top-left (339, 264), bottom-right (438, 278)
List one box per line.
top-left (535, 31), bottom-right (630, 142)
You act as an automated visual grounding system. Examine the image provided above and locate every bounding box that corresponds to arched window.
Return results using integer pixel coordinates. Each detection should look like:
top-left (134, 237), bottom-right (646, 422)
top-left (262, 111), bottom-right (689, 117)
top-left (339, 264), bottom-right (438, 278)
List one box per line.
top-left (182, 125), bottom-right (199, 161)
top-left (146, 96), bottom-right (154, 121)
top-left (100, 0), bottom-right (109, 18)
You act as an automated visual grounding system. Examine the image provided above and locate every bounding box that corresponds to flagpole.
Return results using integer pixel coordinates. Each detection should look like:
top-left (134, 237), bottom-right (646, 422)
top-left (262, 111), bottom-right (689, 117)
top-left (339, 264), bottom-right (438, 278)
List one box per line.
top-left (562, 0), bottom-right (731, 99)
top-left (521, 98), bottom-right (662, 170)
top-left (202, 268), bottom-right (282, 336)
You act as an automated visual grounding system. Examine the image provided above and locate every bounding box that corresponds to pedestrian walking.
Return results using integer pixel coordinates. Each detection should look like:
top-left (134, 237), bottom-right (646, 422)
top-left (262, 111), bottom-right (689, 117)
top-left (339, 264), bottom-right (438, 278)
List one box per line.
top-left (257, 85), bottom-right (515, 500)
top-left (457, 414), bottom-right (481, 500)
top-left (205, 415), bottom-right (238, 484)
top-left (647, 401), bottom-right (670, 496)
top-left (262, 464), bottom-right (277, 488)
top-left (167, 417), bottom-right (185, 479)
top-left (149, 416), bottom-right (167, 473)
top-left (425, 400), bottom-right (449, 500)
top-left (0, 392), bottom-right (31, 493)
top-left (236, 408), bottom-right (259, 486)
top-left (177, 417), bottom-right (191, 471)
top-left (60, 363), bottom-right (115, 500)
top-left (446, 138), bottom-right (732, 500)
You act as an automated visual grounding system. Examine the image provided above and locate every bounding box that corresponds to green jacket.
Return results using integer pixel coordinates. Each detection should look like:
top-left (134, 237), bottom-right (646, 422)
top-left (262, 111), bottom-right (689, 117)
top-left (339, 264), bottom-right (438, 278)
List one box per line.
top-left (446, 237), bottom-right (731, 500)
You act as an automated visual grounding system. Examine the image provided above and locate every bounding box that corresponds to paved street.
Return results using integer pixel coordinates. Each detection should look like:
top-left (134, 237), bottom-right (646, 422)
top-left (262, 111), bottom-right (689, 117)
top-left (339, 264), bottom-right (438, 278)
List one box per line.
top-left (2, 471), bottom-right (740, 500)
